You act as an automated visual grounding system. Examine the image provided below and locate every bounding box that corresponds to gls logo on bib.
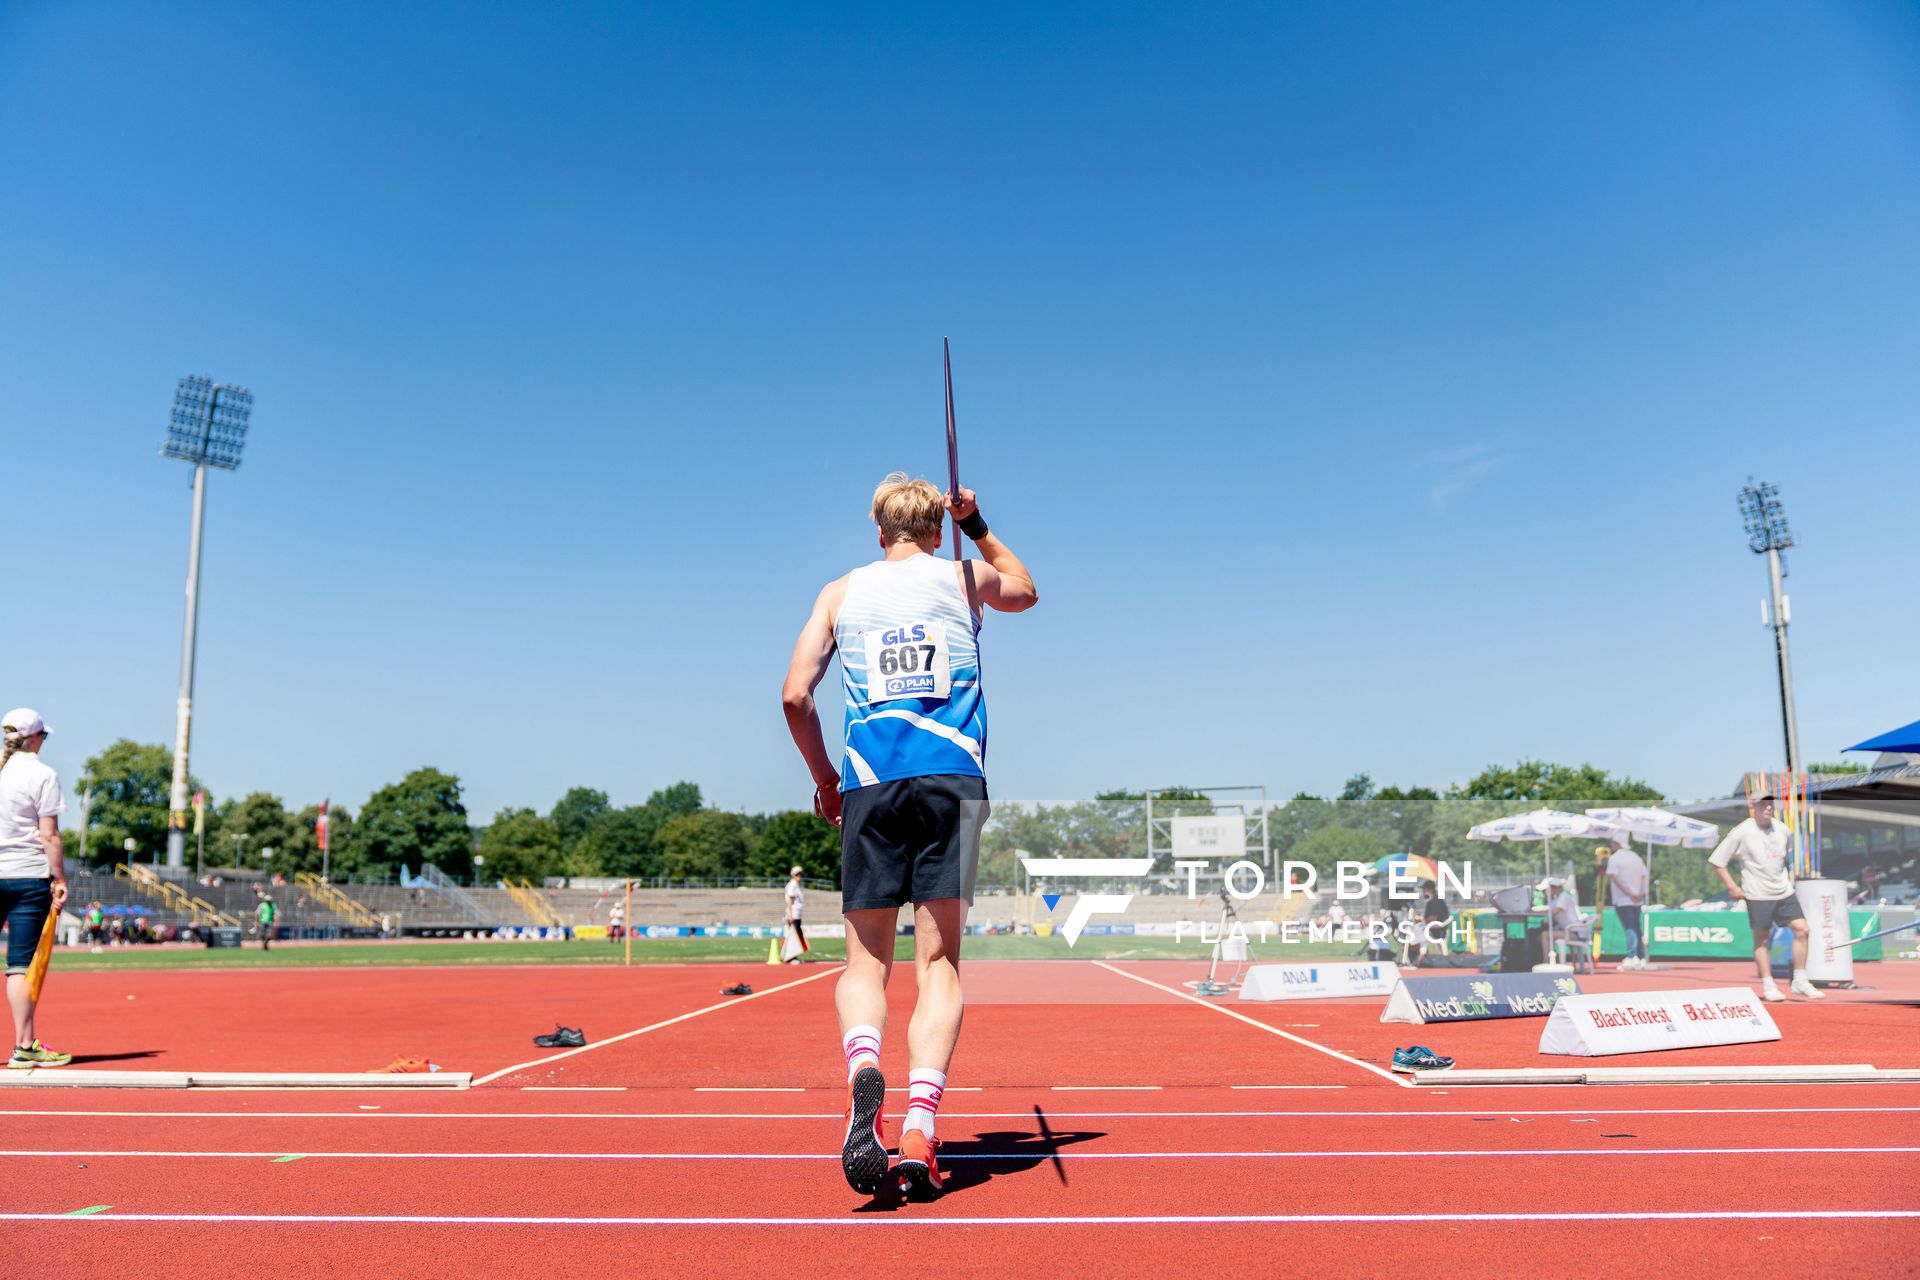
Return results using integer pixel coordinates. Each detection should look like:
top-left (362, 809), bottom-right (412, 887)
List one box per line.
top-left (864, 621), bottom-right (951, 702)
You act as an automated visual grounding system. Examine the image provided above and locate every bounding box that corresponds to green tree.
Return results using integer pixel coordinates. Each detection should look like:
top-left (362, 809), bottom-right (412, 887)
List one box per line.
top-left (219, 793), bottom-right (298, 874)
top-left (68, 740), bottom-right (207, 867)
top-left (1289, 825), bottom-right (1389, 876)
top-left (475, 807), bottom-right (563, 882)
top-left (355, 767), bottom-right (473, 877)
top-left (549, 787), bottom-right (611, 855)
top-left (749, 810), bottom-right (840, 881)
top-left (1457, 760), bottom-right (1663, 813)
top-left (656, 810), bottom-right (751, 879)
top-left (580, 806), bottom-right (660, 879)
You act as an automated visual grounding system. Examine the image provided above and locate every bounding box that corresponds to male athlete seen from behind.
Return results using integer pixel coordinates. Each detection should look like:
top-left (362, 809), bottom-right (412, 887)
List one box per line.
top-left (781, 473), bottom-right (1037, 1199)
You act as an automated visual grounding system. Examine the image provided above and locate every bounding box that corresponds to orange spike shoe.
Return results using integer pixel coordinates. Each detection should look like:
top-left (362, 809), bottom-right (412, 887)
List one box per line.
top-left (896, 1127), bottom-right (943, 1200)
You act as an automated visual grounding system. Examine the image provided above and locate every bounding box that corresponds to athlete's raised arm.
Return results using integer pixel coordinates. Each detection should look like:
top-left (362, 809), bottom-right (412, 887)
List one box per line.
top-left (781, 577), bottom-right (848, 824)
top-left (947, 485), bottom-right (1036, 613)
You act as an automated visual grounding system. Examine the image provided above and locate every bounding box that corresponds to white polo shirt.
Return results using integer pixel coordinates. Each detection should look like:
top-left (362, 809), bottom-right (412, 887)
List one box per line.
top-left (0, 752), bottom-right (65, 879)
top-left (1709, 817), bottom-right (1792, 901)
top-left (784, 878), bottom-right (803, 921)
top-left (1606, 847), bottom-right (1648, 905)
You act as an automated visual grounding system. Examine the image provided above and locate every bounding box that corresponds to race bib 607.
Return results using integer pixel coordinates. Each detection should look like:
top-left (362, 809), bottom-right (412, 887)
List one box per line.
top-left (863, 621), bottom-right (951, 703)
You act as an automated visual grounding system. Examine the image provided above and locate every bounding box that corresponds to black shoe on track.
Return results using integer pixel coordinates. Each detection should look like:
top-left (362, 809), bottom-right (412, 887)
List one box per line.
top-left (533, 1025), bottom-right (586, 1048)
top-left (840, 1064), bottom-right (888, 1195)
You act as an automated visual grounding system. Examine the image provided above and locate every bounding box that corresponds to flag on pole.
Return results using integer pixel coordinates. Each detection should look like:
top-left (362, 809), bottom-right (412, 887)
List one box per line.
top-left (192, 790), bottom-right (205, 837)
top-left (317, 798), bottom-right (330, 853)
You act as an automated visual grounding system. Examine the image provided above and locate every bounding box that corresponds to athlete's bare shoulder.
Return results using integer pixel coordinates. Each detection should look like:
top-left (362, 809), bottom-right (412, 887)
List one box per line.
top-left (816, 574), bottom-right (851, 627)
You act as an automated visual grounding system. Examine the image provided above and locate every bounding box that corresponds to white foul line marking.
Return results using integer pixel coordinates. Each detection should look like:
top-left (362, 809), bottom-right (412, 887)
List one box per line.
top-left (4, 1210), bottom-right (1916, 1226)
top-left (4, 1105), bottom-right (1917, 1121)
top-left (521, 1088), bottom-right (628, 1093)
top-left (1231, 1086), bottom-right (1347, 1091)
top-left (692, 1088), bottom-right (804, 1094)
top-left (0, 1146), bottom-right (1910, 1162)
top-left (1092, 961), bottom-right (1412, 1089)
top-left (470, 965), bottom-right (844, 1086)
top-left (1050, 1086), bottom-right (1161, 1092)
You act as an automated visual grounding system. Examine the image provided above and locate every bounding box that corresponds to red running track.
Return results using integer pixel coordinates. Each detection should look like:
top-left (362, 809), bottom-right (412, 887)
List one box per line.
top-left (4, 959), bottom-right (1917, 1277)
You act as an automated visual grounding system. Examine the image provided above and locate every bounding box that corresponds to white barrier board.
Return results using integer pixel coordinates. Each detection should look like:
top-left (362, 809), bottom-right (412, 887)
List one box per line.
top-left (1239, 962), bottom-right (1399, 1002)
top-left (1796, 879), bottom-right (1853, 984)
top-left (1539, 986), bottom-right (1780, 1057)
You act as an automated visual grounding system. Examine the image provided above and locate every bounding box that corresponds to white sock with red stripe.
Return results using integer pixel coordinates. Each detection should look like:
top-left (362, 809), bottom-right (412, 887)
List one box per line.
top-left (843, 1025), bottom-right (882, 1081)
top-left (904, 1068), bottom-right (946, 1139)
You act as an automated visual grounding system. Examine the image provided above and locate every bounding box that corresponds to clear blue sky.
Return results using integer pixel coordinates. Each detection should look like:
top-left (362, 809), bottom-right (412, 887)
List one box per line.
top-left (4, 1), bottom-right (1916, 823)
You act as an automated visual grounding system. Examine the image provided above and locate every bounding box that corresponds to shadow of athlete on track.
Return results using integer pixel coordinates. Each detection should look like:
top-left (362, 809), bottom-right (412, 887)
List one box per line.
top-left (66, 1051), bottom-right (164, 1065)
top-left (854, 1106), bottom-right (1104, 1211)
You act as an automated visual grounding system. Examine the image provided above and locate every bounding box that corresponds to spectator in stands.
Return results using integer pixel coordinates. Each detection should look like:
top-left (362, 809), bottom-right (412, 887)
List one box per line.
top-left (1, 708), bottom-right (72, 1068)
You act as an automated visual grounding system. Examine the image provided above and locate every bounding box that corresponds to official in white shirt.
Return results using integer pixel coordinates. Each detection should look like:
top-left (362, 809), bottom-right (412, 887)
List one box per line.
top-left (1605, 833), bottom-right (1650, 970)
top-left (783, 866), bottom-right (807, 961)
top-left (1, 709), bottom-right (73, 1068)
top-left (1709, 792), bottom-right (1820, 1002)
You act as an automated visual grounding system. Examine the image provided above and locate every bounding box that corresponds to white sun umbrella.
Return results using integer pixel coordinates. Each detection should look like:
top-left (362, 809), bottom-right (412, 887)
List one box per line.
top-left (1467, 809), bottom-right (1627, 970)
top-left (1584, 807), bottom-right (1719, 911)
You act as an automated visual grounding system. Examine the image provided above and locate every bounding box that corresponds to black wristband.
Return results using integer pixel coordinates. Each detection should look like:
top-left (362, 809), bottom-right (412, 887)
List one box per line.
top-left (958, 509), bottom-right (989, 540)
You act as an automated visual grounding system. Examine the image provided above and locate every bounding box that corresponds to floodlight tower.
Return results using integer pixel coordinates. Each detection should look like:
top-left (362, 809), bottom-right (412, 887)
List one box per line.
top-left (1738, 478), bottom-right (1801, 779)
top-left (160, 376), bottom-right (254, 870)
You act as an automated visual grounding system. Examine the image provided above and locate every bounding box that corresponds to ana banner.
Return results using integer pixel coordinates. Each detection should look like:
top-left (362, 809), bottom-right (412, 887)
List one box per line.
top-left (1539, 986), bottom-right (1781, 1057)
top-left (1381, 972), bottom-right (1581, 1024)
top-left (1240, 962), bottom-right (1400, 1002)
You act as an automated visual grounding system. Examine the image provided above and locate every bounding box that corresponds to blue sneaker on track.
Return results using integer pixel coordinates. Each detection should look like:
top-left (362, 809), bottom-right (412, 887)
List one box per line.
top-left (1392, 1045), bottom-right (1454, 1072)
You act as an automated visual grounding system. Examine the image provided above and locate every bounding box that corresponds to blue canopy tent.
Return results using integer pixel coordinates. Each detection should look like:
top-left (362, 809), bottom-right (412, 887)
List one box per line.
top-left (1845, 719), bottom-right (1920, 755)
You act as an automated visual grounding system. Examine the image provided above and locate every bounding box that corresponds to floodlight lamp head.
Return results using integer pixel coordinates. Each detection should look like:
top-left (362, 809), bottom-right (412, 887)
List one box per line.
top-left (162, 375), bottom-right (253, 470)
top-left (1737, 478), bottom-right (1793, 554)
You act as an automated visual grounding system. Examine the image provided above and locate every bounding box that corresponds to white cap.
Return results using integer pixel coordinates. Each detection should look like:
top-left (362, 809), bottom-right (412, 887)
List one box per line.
top-left (1, 708), bottom-right (49, 739)
top-left (1611, 830), bottom-right (1631, 847)
top-left (790, 866), bottom-right (804, 877)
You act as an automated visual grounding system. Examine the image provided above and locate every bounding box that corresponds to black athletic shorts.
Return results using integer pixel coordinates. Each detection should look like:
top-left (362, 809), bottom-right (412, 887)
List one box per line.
top-left (1745, 894), bottom-right (1804, 937)
top-left (840, 775), bottom-right (989, 910)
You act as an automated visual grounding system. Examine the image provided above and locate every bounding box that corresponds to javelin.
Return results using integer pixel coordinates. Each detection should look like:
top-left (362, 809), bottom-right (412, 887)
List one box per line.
top-left (1830, 918), bottom-right (1920, 949)
top-left (944, 337), bottom-right (960, 560)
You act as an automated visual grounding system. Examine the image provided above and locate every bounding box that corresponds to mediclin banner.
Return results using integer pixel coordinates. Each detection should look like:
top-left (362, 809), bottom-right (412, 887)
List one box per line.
top-left (1381, 973), bottom-right (1581, 1024)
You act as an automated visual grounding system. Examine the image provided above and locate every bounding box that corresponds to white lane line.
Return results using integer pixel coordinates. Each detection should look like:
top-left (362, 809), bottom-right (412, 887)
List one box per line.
top-left (5, 1210), bottom-right (1916, 1226)
top-left (470, 964), bottom-right (844, 1087)
top-left (521, 1088), bottom-right (628, 1093)
top-left (1092, 961), bottom-right (1411, 1089)
top-left (1, 1146), bottom-right (1911, 1162)
top-left (692, 1088), bottom-right (804, 1094)
top-left (1231, 1086), bottom-right (1346, 1091)
top-left (1050, 1086), bottom-right (1161, 1092)
top-left (4, 1105), bottom-right (1917, 1121)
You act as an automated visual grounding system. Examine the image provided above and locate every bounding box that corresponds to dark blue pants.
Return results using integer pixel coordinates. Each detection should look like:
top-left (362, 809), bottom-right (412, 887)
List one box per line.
top-left (0, 879), bottom-right (53, 976)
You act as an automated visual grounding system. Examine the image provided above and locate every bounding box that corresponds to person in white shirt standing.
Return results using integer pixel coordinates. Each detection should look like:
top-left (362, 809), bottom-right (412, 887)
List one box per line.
top-left (1709, 792), bottom-right (1820, 1002)
top-left (783, 866), bottom-right (806, 963)
top-left (1605, 832), bottom-right (1650, 971)
top-left (1, 709), bottom-right (72, 1068)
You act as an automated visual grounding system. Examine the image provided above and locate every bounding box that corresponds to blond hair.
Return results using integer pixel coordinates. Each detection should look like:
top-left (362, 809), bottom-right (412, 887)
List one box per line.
top-left (0, 721), bottom-right (29, 776)
top-left (870, 472), bottom-right (945, 545)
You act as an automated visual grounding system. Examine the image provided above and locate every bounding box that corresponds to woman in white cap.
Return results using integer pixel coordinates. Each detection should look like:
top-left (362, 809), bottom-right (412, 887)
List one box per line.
top-left (783, 865), bottom-right (807, 962)
top-left (1, 709), bottom-right (71, 1068)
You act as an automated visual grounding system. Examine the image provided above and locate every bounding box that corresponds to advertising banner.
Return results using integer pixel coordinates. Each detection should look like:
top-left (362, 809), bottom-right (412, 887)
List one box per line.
top-left (1599, 907), bottom-right (1884, 961)
top-left (1539, 986), bottom-right (1780, 1056)
top-left (1240, 962), bottom-right (1399, 1002)
top-left (1381, 972), bottom-right (1581, 1024)
top-left (1795, 879), bottom-right (1853, 983)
